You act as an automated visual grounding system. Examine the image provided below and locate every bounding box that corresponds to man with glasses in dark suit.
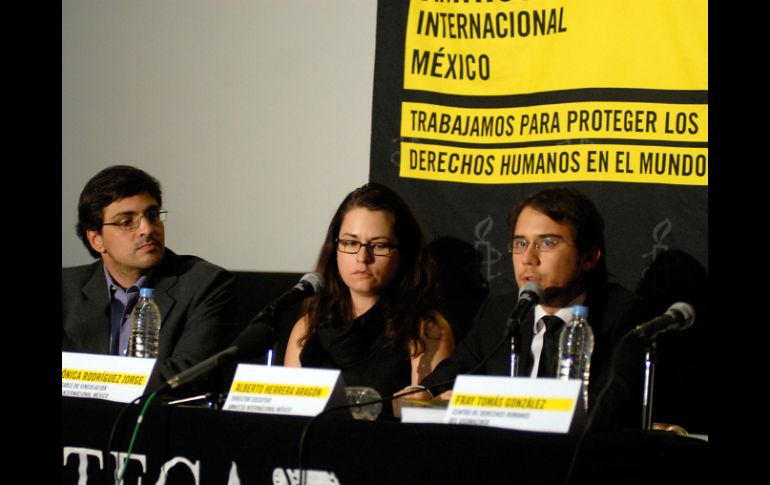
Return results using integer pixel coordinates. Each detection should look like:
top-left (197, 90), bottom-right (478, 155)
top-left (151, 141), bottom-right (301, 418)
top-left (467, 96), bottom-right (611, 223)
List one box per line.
top-left (62, 165), bottom-right (238, 395)
top-left (415, 186), bottom-right (653, 431)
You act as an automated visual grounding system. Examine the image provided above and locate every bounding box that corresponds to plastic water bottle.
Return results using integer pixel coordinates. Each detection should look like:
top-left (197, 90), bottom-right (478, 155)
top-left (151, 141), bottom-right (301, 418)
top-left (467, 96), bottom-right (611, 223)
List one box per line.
top-left (127, 288), bottom-right (161, 358)
top-left (557, 305), bottom-right (594, 410)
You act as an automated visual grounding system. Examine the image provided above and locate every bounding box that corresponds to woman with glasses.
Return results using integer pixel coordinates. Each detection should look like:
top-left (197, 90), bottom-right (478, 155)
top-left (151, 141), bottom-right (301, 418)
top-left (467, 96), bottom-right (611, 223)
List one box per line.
top-left (283, 182), bottom-right (454, 409)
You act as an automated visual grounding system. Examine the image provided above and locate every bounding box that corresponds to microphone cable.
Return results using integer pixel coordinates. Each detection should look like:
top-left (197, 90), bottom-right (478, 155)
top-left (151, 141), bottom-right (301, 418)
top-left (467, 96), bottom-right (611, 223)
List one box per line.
top-left (105, 389), bottom-right (159, 485)
top-left (420, 329), bottom-right (515, 397)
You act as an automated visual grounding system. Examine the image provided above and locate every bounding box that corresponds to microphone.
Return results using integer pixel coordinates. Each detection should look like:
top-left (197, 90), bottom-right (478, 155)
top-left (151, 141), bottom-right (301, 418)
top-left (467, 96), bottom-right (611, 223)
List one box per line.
top-left (633, 302), bottom-right (695, 340)
top-left (503, 281), bottom-right (543, 338)
top-left (165, 273), bottom-right (325, 390)
top-left (250, 272), bottom-right (324, 324)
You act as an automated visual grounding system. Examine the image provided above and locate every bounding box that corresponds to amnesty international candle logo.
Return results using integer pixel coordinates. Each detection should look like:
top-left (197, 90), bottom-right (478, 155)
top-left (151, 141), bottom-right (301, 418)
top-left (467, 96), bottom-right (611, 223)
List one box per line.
top-left (474, 216), bottom-right (502, 281)
top-left (397, 0), bottom-right (707, 186)
top-left (641, 218), bottom-right (672, 278)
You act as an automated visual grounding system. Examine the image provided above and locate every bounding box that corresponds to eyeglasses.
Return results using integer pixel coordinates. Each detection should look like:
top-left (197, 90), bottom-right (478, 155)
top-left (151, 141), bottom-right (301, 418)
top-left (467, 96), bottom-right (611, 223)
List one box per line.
top-left (102, 209), bottom-right (168, 231)
top-left (507, 236), bottom-right (573, 254)
top-left (335, 238), bottom-right (399, 256)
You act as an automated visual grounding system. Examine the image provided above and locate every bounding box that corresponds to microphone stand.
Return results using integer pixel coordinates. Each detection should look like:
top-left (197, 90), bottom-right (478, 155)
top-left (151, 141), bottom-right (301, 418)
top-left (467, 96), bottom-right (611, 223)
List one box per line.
top-left (509, 336), bottom-right (519, 377)
top-left (641, 339), bottom-right (658, 430)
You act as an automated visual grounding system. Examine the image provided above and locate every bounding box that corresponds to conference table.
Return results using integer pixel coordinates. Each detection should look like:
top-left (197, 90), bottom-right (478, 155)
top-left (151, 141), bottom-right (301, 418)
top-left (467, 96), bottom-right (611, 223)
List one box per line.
top-left (63, 396), bottom-right (709, 484)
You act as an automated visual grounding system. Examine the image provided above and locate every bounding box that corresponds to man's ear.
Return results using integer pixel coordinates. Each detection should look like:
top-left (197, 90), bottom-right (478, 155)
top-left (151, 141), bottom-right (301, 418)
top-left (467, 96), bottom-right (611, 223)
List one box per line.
top-left (580, 247), bottom-right (601, 271)
top-left (86, 230), bottom-right (106, 254)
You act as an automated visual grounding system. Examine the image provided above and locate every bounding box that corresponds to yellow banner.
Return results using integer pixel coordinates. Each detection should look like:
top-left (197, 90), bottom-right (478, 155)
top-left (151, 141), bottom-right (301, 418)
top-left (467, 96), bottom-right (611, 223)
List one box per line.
top-left (404, 0), bottom-right (708, 96)
top-left (61, 368), bottom-right (147, 386)
top-left (232, 381), bottom-right (330, 398)
top-left (450, 393), bottom-right (574, 411)
top-left (400, 141), bottom-right (708, 185)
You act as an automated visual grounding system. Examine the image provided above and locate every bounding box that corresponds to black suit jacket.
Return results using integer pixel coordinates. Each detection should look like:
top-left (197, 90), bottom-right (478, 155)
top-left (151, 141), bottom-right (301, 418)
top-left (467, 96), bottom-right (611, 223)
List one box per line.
top-left (62, 249), bottom-right (239, 393)
top-left (421, 282), bottom-right (653, 431)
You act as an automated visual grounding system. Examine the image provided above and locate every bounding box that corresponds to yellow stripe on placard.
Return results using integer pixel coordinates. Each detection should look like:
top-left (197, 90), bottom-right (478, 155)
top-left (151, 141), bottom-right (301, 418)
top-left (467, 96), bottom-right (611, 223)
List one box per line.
top-left (400, 142), bottom-right (708, 186)
top-left (61, 368), bottom-right (147, 386)
top-left (401, 101), bottom-right (708, 144)
top-left (404, 0), bottom-right (707, 95)
top-left (450, 393), bottom-right (574, 411)
top-left (231, 381), bottom-right (330, 398)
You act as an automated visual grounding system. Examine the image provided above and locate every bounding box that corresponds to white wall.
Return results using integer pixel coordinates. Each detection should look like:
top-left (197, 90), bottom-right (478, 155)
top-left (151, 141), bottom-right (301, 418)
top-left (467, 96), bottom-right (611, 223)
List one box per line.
top-left (62, 0), bottom-right (377, 272)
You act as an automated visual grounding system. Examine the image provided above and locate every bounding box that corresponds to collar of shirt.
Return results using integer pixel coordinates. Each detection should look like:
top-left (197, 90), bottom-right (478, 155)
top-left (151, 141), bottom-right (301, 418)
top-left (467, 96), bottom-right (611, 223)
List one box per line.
top-left (103, 265), bottom-right (153, 296)
top-left (532, 292), bottom-right (587, 335)
top-left (103, 265), bottom-right (152, 355)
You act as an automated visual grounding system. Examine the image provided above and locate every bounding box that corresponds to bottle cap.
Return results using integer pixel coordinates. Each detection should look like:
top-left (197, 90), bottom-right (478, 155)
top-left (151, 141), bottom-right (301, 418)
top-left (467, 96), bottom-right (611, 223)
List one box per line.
top-left (572, 305), bottom-right (589, 318)
top-left (139, 287), bottom-right (155, 298)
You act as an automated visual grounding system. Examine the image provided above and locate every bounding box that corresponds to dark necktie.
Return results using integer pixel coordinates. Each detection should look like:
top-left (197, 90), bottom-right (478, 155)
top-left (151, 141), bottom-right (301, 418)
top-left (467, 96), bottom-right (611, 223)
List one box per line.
top-left (537, 315), bottom-right (565, 377)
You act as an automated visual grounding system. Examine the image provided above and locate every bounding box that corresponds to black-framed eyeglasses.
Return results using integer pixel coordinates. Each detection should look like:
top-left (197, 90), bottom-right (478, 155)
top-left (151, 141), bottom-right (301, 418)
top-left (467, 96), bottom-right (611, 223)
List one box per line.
top-left (335, 238), bottom-right (399, 256)
top-left (507, 236), bottom-right (573, 254)
top-left (101, 209), bottom-right (168, 231)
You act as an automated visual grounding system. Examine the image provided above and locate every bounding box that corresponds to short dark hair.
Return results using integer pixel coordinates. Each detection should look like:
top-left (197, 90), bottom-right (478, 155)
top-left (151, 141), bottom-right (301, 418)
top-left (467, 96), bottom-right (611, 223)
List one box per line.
top-left (507, 186), bottom-right (608, 286)
top-left (76, 165), bottom-right (163, 258)
top-left (303, 182), bottom-right (438, 353)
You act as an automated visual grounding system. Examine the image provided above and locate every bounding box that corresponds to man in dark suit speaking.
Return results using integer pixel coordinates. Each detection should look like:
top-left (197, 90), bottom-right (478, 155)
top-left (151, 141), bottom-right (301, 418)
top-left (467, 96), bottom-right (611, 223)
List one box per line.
top-left (418, 187), bottom-right (652, 431)
top-left (62, 165), bottom-right (238, 394)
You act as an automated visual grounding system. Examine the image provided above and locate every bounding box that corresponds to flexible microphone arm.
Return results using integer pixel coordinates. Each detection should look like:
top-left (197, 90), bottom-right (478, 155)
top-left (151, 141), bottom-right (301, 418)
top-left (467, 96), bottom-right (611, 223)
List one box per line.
top-left (159, 273), bottom-right (325, 392)
top-left (250, 272), bottom-right (324, 324)
top-left (165, 347), bottom-right (239, 390)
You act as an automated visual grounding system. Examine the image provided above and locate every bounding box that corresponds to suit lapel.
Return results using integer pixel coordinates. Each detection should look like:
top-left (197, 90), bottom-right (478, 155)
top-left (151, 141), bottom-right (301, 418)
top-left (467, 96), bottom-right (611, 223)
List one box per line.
top-left (582, 287), bottom-right (608, 335)
top-left (79, 264), bottom-right (111, 353)
top-left (150, 252), bottom-right (178, 331)
top-left (517, 311), bottom-right (536, 376)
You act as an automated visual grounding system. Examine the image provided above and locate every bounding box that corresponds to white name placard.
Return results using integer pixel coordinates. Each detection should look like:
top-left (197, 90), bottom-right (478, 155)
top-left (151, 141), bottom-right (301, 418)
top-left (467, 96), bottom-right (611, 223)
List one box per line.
top-left (444, 375), bottom-right (583, 433)
top-left (61, 352), bottom-right (156, 403)
top-left (222, 365), bottom-right (346, 417)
